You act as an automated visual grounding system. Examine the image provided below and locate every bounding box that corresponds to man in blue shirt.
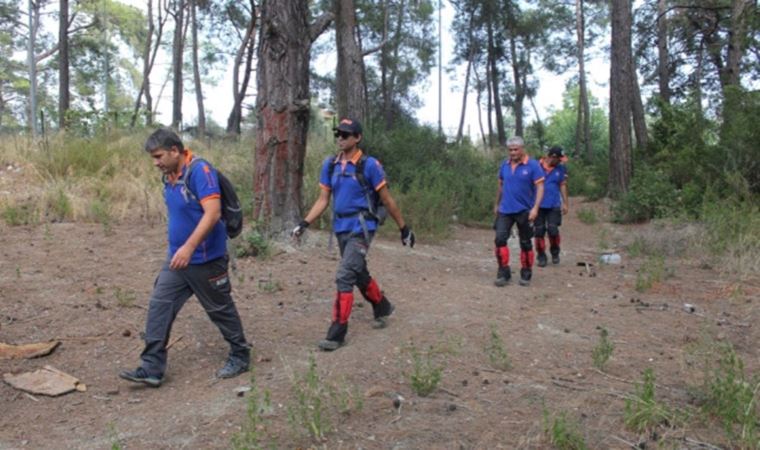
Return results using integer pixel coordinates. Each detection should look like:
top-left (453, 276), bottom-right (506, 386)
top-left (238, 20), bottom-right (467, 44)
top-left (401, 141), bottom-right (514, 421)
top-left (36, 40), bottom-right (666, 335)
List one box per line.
top-left (292, 118), bottom-right (415, 351)
top-left (494, 136), bottom-right (545, 286)
top-left (119, 129), bottom-right (250, 387)
top-left (535, 146), bottom-right (569, 267)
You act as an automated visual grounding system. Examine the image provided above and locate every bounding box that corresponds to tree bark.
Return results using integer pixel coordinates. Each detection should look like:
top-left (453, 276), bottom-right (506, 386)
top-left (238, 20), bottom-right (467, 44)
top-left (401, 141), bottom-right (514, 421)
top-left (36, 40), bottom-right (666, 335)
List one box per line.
top-left (656, 0), bottom-right (670, 104)
top-left (190, 0), bottom-right (205, 136)
top-left (171, 0), bottom-right (185, 129)
top-left (27, 0), bottom-right (39, 135)
top-left (253, 0), bottom-right (331, 235)
top-left (724, 0), bottom-right (753, 89)
top-left (226, 1), bottom-right (257, 136)
top-left (609, 0), bottom-right (633, 196)
top-left (335, 0), bottom-right (367, 120)
top-left (508, 34), bottom-right (524, 137)
top-left (487, 19), bottom-right (506, 146)
top-left (631, 67), bottom-right (648, 151)
top-left (576, 0), bottom-right (592, 160)
top-left (473, 64), bottom-right (487, 147)
top-left (58, 0), bottom-right (69, 129)
top-left (383, 0), bottom-right (405, 130)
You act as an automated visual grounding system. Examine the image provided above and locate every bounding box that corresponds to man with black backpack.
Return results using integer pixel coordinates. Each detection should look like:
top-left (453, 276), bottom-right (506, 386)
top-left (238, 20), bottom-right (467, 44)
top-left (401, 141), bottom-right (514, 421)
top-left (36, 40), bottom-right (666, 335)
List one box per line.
top-left (119, 128), bottom-right (250, 387)
top-left (292, 117), bottom-right (415, 351)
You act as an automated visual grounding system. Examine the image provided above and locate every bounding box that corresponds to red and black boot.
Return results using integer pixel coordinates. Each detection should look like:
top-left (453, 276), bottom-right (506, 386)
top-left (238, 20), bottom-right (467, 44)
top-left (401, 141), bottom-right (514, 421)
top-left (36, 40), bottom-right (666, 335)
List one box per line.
top-left (494, 246), bottom-right (511, 287)
top-left (360, 278), bottom-right (395, 329)
top-left (549, 235), bottom-right (561, 264)
top-left (535, 236), bottom-right (547, 268)
top-left (519, 249), bottom-right (534, 286)
top-left (319, 292), bottom-right (354, 351)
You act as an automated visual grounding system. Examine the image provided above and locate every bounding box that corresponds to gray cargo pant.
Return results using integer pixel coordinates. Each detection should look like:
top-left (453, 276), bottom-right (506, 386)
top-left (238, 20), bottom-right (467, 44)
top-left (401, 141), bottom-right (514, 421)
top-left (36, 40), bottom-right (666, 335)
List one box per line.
top-left (335, 232), bottom-right (374, 292)
top-left (140, 255), bottom-right (250, 377)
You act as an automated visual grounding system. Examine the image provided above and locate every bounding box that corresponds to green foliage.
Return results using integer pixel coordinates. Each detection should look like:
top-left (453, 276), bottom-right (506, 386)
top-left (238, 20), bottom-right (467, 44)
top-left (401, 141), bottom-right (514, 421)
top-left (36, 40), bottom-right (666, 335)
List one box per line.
top-left (257, 273), bottom-right (282, 294)
top-left (107, 422), bottom-right (122, 450)
top-left (543, 409), bottom-right (588, 450)
top-left (701, 343), bottom-right (759, 445)
top-left (485, 325), bottom-right (511, 371)
top-left (576, 207), bottom-right (597, 225)
top-left (231, 371), bottom-right (273, 450)
top-left (565, 159), bottom-right (608, 200)
top-left (2, 202), bottom-right (35, 226)
top-left (236, 227), bottom-right (271, 259)
top-left (634, 254), bottom-right (673, 292)
top-left (624, 368), bottom-right (674, 432)
top-left (591, 327), bottom-right (614, 371)
top-left (612, 166), bottom-right (679, 223)
top-left (45, 188), bottom-right (73, 222)
top-left (285, 353), bottom-right (364, 443)
top-left (405, 340), bottom-right (443, 397)
top-left (543, 85), bottom-right (609, 162)
top-left (719, 88), bottom-right (760, 196)
top-left (287, 354), bottom-right (331, 441)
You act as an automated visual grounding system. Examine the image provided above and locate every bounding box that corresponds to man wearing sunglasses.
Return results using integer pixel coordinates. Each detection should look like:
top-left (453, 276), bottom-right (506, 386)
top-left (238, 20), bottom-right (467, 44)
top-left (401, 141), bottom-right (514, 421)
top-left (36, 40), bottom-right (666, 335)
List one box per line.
top-left (291, 117), bottom-right (415, 351)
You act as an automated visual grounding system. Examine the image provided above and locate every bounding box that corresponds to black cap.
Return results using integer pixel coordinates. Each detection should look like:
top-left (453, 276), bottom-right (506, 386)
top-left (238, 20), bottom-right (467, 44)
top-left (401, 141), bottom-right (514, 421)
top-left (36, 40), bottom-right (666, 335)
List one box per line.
top-left (334, 117), bottom-right (363, 135)
top-left (547, 146), bottom-right (565, 158)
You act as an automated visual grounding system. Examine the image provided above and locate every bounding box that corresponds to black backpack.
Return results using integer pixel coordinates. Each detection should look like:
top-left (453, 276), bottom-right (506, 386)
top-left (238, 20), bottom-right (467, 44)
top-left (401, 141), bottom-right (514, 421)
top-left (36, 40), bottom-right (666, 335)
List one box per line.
top-left (327, 153), bottom-right (387, 225)
top-left (174, 158), bottom-right (244, 238)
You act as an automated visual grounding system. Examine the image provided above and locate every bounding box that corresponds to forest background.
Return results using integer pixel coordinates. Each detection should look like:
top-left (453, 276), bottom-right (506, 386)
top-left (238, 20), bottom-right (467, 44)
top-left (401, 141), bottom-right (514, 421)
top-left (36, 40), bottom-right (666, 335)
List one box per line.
top-left (2, 0), bottom-right (758, 260)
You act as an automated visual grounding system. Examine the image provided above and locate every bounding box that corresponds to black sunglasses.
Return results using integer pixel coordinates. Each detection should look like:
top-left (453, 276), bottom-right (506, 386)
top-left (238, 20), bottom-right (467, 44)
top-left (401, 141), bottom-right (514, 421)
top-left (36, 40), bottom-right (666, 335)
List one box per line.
top-left (334, 131), bottom-right (354, 139)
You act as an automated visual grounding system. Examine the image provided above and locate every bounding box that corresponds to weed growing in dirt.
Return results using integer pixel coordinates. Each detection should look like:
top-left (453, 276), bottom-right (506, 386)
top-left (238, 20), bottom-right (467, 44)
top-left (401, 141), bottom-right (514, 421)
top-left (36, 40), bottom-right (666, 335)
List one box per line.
top-left (405, 341), bottom-right (443, 397)
top-left (257, 273), bottom-right (283, 294)
top-left (89, 198), bottom-right (113, 235)
top-left (543, 409), bottom-right (588, 450)
top-left (236, 227), bottom-right (271, 259)
top-left (577, 208), bottom-right (597, 225)
top-left (114, 287), bottom-right (136, 308)
top-left (231, 370), bottom-right (274, 450)
top-left (46, 188), bottom-right (72, 222)
top-left (700, 343), bottom-right (759, 446)
top-left (2, 203), bottom-right (35, 226)
top-left (15, 266), bottom-right (20, 279)
top-left (591, 327), bottom-right (614, 371)
top-left (635, 255), bottom-right (674, 292)
top-left (287, 354), bottom-right (331, 441)
top-left (327, 378), bottom-right (364, 416)
top-left (485, 325), bottom-right (511, 371)
top-left (107, 422), bottom-right (122, 450)
top-left (597, 227), bottom-right (611, 250)
top-left (624, 368), bottom-right (674, 432)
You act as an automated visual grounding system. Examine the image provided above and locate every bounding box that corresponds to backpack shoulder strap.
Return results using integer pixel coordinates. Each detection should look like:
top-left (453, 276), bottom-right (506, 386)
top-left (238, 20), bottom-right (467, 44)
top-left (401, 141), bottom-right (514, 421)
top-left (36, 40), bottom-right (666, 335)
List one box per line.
top-left (355, 154), bottom-right (370, 191)
top-left (177, 157), bottom-right (206, 202)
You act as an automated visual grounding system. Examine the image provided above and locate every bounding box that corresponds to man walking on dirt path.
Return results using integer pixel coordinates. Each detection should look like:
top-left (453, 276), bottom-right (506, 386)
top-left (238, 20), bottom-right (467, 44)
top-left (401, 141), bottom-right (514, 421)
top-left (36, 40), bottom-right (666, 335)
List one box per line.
top-left (535, 146), bottom-right (569, 267)
top-left (291, 117), bottom-right (415, 351)
top-left (119, 128), bottom-right (250, 387)
top-left (494, 136), bottom-right (545, 287)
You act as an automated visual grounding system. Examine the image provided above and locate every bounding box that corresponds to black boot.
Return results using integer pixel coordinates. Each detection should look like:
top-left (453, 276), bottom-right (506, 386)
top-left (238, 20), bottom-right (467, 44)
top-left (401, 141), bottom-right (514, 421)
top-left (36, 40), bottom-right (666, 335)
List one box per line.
top-left (537, 252), bottom-right (547, 268)
top-left (494, 266), bottom-right (511, 287)
top-left (319, 322), bottom-right (347, 351)
top-left (371, 297), bottom-right (394, 329)
top-left (518, 268), bottom-right (532, 286)
top-left (551, 248), bottom-right (560, 265)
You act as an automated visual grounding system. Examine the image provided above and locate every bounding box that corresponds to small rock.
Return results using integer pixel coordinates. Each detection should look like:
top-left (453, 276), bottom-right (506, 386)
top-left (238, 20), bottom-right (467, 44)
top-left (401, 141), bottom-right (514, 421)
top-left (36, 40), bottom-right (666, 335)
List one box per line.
top-left (235, 386), bottom-right (252, 397)
top-left (392, 397), bottom-right (401, 409)
top-left (482, 379), bottom-right (490, 385)
top-left (122, 329), bottom-right (131, 337)
top-left (447, 403), bottom-right (457, 411)
top-left (461, 379), bottom-right (468, 386)
top-left (106, 388), bottom-right (120, 396)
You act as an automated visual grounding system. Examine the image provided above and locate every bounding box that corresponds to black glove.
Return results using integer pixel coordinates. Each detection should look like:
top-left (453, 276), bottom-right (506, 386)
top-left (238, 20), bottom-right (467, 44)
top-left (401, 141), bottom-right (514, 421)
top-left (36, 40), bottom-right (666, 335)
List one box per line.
top-left (291, 220), bottom-right (310, 237)
top-left (400, 225), bottom-right (415, 248)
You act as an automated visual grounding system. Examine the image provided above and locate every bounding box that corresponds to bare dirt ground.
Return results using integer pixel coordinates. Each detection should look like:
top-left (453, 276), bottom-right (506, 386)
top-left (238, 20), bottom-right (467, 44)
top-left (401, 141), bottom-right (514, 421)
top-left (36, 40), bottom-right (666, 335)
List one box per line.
top-left (1, 200), bottom-right (758, 449)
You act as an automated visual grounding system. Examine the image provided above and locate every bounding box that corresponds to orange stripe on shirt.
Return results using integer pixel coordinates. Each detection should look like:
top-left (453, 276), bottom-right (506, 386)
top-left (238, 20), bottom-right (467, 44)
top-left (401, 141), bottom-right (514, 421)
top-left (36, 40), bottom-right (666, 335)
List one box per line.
top-left (200, 194), bottom-right (221, 204)
top-left (374, 180), bottom-right (387, 191)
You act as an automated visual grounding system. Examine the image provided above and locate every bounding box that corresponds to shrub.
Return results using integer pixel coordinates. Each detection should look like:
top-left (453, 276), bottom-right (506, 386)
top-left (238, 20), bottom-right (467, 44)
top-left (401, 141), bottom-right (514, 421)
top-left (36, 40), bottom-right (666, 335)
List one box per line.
top-left (576, 208), bottom-right (597, 225)
top-left (232, 370), bottom-right (272, 450)
top-left (613, 166), bottom-right (679, 223)
top-left (543, 409), bottom-right (588, 450)
top-left (591, 327), bottom-right (614, 371)
top-left (624, 368), bottom-right (674, 432)
top-left (485, 325), bottom-right (511, 371)
top-left (405, 341), bottom-right (443, 397)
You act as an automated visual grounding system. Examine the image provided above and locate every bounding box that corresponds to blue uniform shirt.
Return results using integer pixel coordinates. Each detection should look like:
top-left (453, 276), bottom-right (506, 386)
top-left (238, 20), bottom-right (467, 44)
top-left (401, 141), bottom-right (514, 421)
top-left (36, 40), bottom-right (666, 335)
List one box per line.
top-left (319, 151), bottom-right (387, 234)
top-left (539, 158), bottom-right (568, 209)
top-left (164, 151), bottom-right (227, 264)
top-left (497, 156), bottom-right (544, 214)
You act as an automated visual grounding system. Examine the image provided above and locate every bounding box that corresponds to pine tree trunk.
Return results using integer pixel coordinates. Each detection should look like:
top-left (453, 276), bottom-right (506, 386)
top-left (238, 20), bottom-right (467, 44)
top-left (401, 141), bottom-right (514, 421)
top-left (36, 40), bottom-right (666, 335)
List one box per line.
top-left (131, 0), bottom-right (155, 127)
top-left (609, 0), bottom-right (633, 196)
top-left (656, 0), bottom-right (670, 104)
top-left (631, 67), bottom-right (648, 150)
top-left (253, 0), bottom-right (331, 235)
top-left (226, 2), bottom-right (256, 136)
top-left (171, 0), bottom-right (185, 129)
top-left (488, 20), bottom-right (506, 146)
top-left (576, 0), bottom-right (592, 160)
top-left (335, 0), bottom-right (366, 120)
top-left (58, 0), bottom-right (69, 129)
top-left (191, 0), bottom-right (205, 137)
top-left (508, 34), bottom-right (523, 137)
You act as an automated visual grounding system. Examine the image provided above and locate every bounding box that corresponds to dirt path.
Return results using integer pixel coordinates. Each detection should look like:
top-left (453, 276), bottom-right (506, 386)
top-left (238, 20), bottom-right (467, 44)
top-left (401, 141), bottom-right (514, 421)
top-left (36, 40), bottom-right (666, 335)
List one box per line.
top-left (1, 202), bottom-right (758, 449)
